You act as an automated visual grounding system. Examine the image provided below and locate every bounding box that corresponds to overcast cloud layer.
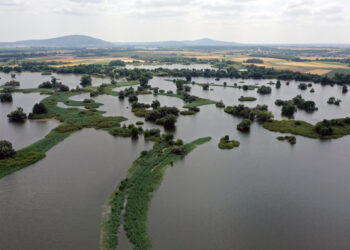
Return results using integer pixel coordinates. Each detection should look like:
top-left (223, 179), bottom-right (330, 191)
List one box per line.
top-left (1, 0), bottom-right (349, 43)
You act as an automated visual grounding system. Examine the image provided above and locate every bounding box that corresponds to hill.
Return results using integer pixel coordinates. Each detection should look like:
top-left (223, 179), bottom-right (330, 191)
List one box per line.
top-left (0, 35), bottom-right (114, 48)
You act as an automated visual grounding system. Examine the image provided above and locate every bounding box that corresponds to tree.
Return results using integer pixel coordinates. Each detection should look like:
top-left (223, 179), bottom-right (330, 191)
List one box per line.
top-left (128, 95), bottom-right (138, 103)
top-left (202, 83), bottom-right (209, 90)
top-left (298, 83), bottom-right (307, 90)
top-left (257, 86), bottom-right (271, 94)
top-left (281, 103), bottom-right (297, 117)
top-left (32, 103), bottom-right (48, 114)
top-left (118, 90), bottom-right (125, 99)
top-left (0, 92), bottom-right (13, 102)
top-left (139, 75), bottom-right (149, 88)
top-left (80, 75), bottom-right (92, 87)
top-left (59, 84), bottom-right (69, 92)
top-left (151, 100), bottom-right (160, 109)
top-left (0, 140), bottom-right (16, 159)
top-left (276, 80), bottom-right (281, 88)
top-left (185, 74), bottom-right (192, 82)
top-left (7, 107), bottom-right (27, 122)
top-left (109, 60), bottom-right (126, 66)
top-left (342, 85), bottom-right (348, 94)
top-left (176, 80), bottom-right (184, 91)
top-left (237, 119), bottom-right (251, 132)
top-left (184, 85), bottom-right (191, 92)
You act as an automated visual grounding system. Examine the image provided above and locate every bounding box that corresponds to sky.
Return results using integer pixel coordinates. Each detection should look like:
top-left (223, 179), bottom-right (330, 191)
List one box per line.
top-left (1, 0), bottom-right (349, 43)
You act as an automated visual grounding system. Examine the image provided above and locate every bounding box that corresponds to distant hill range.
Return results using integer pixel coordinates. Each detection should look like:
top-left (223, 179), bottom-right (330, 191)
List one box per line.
top-left (0, 35), bottom-right (241, 48)
top-left (0, 35), bottom-right (114, 48)
top-left (114, 38), bottom-right (241, 47)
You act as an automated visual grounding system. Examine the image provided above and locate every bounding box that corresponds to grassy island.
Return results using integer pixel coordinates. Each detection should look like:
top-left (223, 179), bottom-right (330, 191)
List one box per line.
top-left (238, 96), bottom-right (257, 102)
top-left (101, 136), bottom-right (211, 250)
top-left (264, 118), bottom-right (350, 139)
top-left (218, 135), bottom-right (240, 149)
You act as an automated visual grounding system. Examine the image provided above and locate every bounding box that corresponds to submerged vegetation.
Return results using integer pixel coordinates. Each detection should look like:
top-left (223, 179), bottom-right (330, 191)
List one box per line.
top-left (277, 136), bottom-right (296, 145)
top-left (238, 96), bottom-right (256, 102)
top-left (101, 136), bottom-right (211, 250)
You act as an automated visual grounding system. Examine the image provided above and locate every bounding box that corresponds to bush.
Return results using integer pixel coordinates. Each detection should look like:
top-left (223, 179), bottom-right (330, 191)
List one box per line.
top-left (239, 96), bottom-right (256, 102)
top-left (343, 85), bottom-right (348, 94)
top-left (171, 145), bottom-right (186, 155)
top-left (80, 75), bottom-right (92, 87)
top-left (202, 84), bottom-right (209, 90)
top-left (128, 95), bottom-right (138, 103)
top-left (276, 80), bottom-right (281, 88)
top-left (218, 136), bottom-right (240, 149)
top-left (216, 101), bottom-right (225, 108)
top-left (237, 119), bottom-right (251, 132)
top-left (281, 103), bottom-right (297, 117)
top-left (32, 103), bottom-right (48, 114)
top-left (0, 140), bottom-right (16, 159)
top-left (7, 107), bottom-right (27, 122)
top-left (257, 85), bottom-right (271, 95)
top-left (0, 92), bottom-right (13, 102)
top-left (151, 100), bottom-right (160, 109)
top-left (298, 83), bottom-right (307, 90)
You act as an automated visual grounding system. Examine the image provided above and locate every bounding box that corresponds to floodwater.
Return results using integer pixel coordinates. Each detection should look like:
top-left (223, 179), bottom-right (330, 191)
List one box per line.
top-left (0, 72), bottom-right (110, 89)
top-left (0, 129), bottom-right (152, 250)
top-left (125, 64), bottom-right (214, 70)
top-left (0, 92), bottom-right (57, 149)
top-left (1, 72), bottom-right (350, 250)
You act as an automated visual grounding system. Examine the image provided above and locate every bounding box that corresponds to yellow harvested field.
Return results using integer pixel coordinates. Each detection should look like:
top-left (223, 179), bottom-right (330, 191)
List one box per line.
top-left (276, 61), bottom-right (350, 69)
top-left (306, 69), bottom-right (332, 75)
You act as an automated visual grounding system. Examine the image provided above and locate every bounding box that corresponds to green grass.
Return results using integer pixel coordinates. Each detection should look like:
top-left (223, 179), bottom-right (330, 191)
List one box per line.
top-left (218, 137), bottom-right (240, 149)
top-left (238, 96), bottom-right (257, 102)
top-left (263, 119), bottom-right (350, 139)
top-left (101, 136), bottom-right (211, 250)
top-left (159, 92), bottom-right (217, 108)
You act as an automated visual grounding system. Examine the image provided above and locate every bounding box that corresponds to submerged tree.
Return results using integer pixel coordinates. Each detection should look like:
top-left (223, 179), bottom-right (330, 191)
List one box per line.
top-left (7, 107), bottom-right (27, 122)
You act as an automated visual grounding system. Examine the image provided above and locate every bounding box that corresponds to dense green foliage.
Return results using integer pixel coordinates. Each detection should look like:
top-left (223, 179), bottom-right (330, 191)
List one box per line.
top-left (0, 140), bottom-right (16, 159)
top-left (327, 97), bottom-right (342, 105)
top-left (245, 58), bottom-right (264, 64)
top-left (0, 92), bottom-right (12, 102)
top-left (257, 85), bottom-right (272, 95)
top-left (7, 107), bottom-right (27, 122)
top-left (218, 135), bottom-right (240, 149)
top-left (224, 104), bottom-right (273, 122)
top-left (80, 74), bottom-right (92, 87)
top-left (237, 119), bottom-right (251, 132)
top-left (276, 95), bottom-right (317, 114)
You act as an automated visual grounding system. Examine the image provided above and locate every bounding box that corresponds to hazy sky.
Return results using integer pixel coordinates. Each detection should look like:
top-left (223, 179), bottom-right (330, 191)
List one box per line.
top-left (1, 0), bottom-right (349, 43)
